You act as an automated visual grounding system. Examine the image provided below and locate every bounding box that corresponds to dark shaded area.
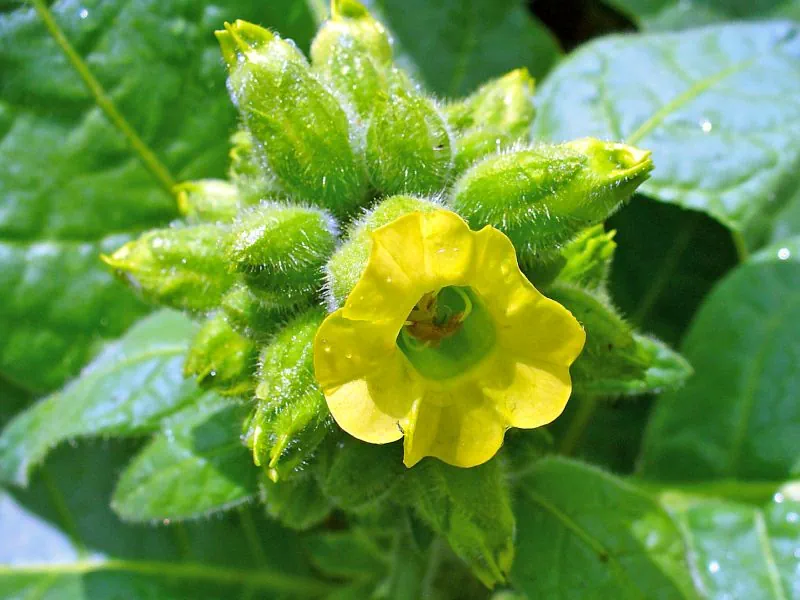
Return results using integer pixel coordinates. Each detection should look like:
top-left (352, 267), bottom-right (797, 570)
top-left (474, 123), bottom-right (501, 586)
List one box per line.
top-left (609, 198), bottom-right (739, 348)
top-left (529, 0), bottom-right (636, 50)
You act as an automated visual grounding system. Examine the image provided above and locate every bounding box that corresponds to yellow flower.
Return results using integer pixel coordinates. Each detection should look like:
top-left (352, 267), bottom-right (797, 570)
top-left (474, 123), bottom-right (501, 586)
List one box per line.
top-left (314, 210), bottom-right (585, 467)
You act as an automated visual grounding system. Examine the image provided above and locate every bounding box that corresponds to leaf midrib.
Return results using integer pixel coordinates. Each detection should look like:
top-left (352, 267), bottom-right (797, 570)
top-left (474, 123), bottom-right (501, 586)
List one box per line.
top-left (0, 558), bottom-right (333, 596)
top-left (521, 486), bottom-right (651, 599)
top-left (30, 0), bottom-right (177, 198)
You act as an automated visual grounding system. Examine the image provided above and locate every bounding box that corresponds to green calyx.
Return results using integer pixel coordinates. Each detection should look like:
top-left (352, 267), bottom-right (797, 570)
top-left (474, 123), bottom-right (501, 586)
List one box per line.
top-left (101, 224), bottom-right (234, 313)
top-left (226, 203), bottom-right (338, 305)
top-left (184, 313), bottom-right (258, 396)
top-left (450, 138), bottom-right (652, 261)
top-left (311, 0), bottom-right (392, 121)
top-left (397, 286), bottom-right (496, 381)
top-left (366, 68), bottom-right (453, 196)
top-left (248, 309), bottom-right (332, 480)
top-left (175, 179), bottom-right (241, 224)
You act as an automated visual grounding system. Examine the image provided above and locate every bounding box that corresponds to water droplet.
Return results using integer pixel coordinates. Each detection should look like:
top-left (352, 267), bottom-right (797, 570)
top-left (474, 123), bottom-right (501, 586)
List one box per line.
top-left (345, 352), bottom-right (353, 359)
top-left (163, 518), bottom-right (171, 525)
top-left (700, 119), bottom-right (713, 133)
top-left (708, 561), bottom-right (720, 574)
top-left (778, 247), bottom-right (791, 260)
top-left (775, 492), bottom-right (785, 503)
top-left (786, 512), bottom-right (798, 523)
top-left (79, 8), bottom-right (89, 19)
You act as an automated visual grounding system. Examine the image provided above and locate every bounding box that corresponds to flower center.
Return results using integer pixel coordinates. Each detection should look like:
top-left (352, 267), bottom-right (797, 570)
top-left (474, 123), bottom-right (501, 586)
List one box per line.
top-left (397, 286), bottom-right (496, 380)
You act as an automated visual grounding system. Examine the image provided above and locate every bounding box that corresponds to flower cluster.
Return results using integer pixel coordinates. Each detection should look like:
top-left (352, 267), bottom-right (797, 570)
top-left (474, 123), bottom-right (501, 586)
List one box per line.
top-left (104, 0), bottom-right (672, 475)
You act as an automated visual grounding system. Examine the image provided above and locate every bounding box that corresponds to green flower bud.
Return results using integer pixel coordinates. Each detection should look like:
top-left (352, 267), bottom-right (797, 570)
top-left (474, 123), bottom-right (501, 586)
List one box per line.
top-left (184, 313), bottom-right (258, 396)
top-left (217, 20), bottom-right (368, 219)
top-left (548, 284), bottom-right (691, 396)
top-left (102, 225), bottom-right (234, 313)
top-left (226, 203), bottom-right (338, 305)
top-left (366, 68), bottom-right (453, 196)
top-left (228, 129), bottom-right (281, 205)
top-left (310, 0), bottom-right (392, 119)
top-left (245, 309), bottom-right (333, 480)
top-left (449, 138), bottom-right (653, 259)
top-left (451, 129), bottom-right (517, 177)
top-left (445, 68), bottom-right (535, 136)
top-left (557, 225), bottom-right (617, 290)
top-left (325, 195), bottom-right (440, 307)
top-left (220, 282), bottom-right (294, 340)
top-left (176, 179), bottom-right (241, 224)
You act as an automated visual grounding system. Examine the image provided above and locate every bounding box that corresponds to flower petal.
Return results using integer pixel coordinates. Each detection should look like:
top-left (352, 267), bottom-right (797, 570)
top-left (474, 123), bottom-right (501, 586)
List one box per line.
top-left (403, 384), bottom-right (506, 468)
top-left (499, 296), bottom-right (586, 367)
top-left (314, 310), bottom-right (396, 389)
top-left (483, 359), bottom-right (573, 429)
top-left (469, 226), bottom-right (585, 366)
top-left (343, 214), bottom-right (426, 323)
top-left (325, 353), bottom-right (419, 444)
top-left (419, 210), bottom-right (476, 286)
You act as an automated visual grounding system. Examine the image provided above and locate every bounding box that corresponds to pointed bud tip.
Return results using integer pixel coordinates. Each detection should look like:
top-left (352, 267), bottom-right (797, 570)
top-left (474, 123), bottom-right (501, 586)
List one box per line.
top-left (331, 0), bottom-right (369, 20)
top-left (216, 20), bottom-right (275, 68)
top-left (567, 137), bottom-right (654, 183)
top-left (503, 67), bottom-right (535, 88)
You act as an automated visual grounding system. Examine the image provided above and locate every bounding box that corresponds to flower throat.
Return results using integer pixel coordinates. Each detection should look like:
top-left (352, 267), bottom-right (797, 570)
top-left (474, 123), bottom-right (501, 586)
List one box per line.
top-left (397, 286), bottom-right (496, 380)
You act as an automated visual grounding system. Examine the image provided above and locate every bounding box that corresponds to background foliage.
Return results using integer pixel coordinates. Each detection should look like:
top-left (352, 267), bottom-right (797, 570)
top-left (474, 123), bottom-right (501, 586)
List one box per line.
top-left (1, 0), bottom-right (798, 598)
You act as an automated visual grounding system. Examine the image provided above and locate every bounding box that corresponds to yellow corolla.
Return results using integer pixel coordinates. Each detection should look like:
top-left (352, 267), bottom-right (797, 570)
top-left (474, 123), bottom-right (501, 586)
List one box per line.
top-left (314, 209), bottom-right (585, 468)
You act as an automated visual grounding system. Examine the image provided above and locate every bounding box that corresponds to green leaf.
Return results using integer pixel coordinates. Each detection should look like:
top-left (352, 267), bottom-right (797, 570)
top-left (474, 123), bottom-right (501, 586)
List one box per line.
top-left (404, 458), bottom-right (515, 588)
top-left (0, 0), bottom-right (315, 394)
top-left (111, 393), bottom-right (257, 522)
top-left (752, 235), bottom-right (800, 264)
top-left (0, 310), bottom-right (198, 486)
top-left (661, 490), bottom-right (800, 599)
top-left (639, 260), bottom-right (800, 482)
top-left (511, 457), bottom-right (695, 599)
top-left (532, 22), bottom-right (800, 248)
top-left (0, 440), bottom-right (332, 599)
top-left (306, 531), bottom-right (389, 579)
top-left (604, 0), bottom-right (800, 31)
top-left (367, 0), bottom-right (561, 96)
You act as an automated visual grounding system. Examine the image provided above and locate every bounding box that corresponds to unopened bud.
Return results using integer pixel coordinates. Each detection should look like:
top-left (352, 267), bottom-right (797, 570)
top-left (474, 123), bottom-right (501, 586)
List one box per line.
top-left (217, 20), bottom-right (368, 219)
top-left (226, 204), bottom-right (337, 305)
top-left (176, 179), bottom-right (241, 224)
top-left (102, 225), bottom-right (234, 313)
top-left (366, 69), bottom-right (453, 196)
top-left (557, 225), bottom-right (617, 290)
top-left (184, 313), bottom-right (257, 396)
top-left (450, 138), bottom-right (652, 259)
top-left (446, 68), bottom-right (535, 136)
top-left (311, 0), bottom-right (392, 119)
top-left (246, 309), bottom-right (333, 478)
top-left (220, 283), bottom-right (294, 340)
top-left (228, 129), bottom-right (281, 204)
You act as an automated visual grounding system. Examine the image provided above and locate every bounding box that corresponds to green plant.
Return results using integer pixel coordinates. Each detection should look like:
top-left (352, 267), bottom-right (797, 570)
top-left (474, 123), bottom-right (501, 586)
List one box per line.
top-left (1, 0), bottom-right (798, 598)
